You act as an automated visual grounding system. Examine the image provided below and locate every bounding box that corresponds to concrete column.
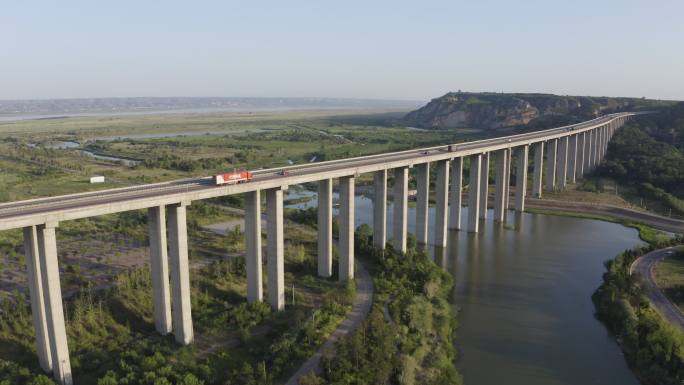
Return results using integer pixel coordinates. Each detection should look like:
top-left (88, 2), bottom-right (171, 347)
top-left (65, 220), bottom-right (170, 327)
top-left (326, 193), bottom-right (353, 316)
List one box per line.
top-left (393, 167), bottom-right (409, 253)
top-left (434, 160), bottom-right (449, 247)
top-left (372, 170), bottom-right (387, 250)
top-left (168, 202), bottom-right (193, 345)
top-left (556, 136), bottom-right (568, 189)
top-left (23, 226), bottom-right (52, 373)
top-left (515, 145), bottom-right (529, 212)
top-left (266, 188), bottom-right (284, 310)
top-left (468, 154), bottom-right (482, 233)
top-left (339, 176), bottom-right (355, 280)
top-left (317, 179), bottom-right (332, 277)
top-left (148, 206), bottom-right (172, 335)
top-left (603, 126), bottom-right (609, 156)
top-left (479, 152), bottom-right (489, 219)
top-left (568, 135), bottom-right (577, 184)
top-left (493, 149), bottom-right (508, 222)
top-left (545, 139), bottom-right (557, 191)
top-left (449, 157), bottom-right (463, 230)
top-left (415, 163), bottom-right (430, 245)
top-left (532, 142), bottom-right (544, 198)
top-left (585, 130), bottom-right (593, 172)
top-left (37, 223), bottom-right (72, 385)
top-left (577, 132), bottom-right (585, 177)
top-left (504, 148), bottom-right (512, 210)
top-left (245, 191), bottom-right (263, 302)
top-left (592, 128), bottom-right (599, 168)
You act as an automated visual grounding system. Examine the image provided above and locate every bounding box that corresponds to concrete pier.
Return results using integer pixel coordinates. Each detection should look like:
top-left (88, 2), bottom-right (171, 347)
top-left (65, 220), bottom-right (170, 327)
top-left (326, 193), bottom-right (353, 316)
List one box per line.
top-left (37, 223), bottom-right (72, 385)
top-left (568, 135), bottom-right (577, 184)
top-left (504, 148), bottom-right (512, 211)
top-left (556, 136), bottom-right (568, 189)
top-left (585, 130), bottom-right (593, 172)
top-left (415, 163), bottom-right (430, 245)
top-left (245, 191), bottom-right (263, 302)
top-left (168, 202), bottom-right (193, 345)
top-left (592, 129), bottom-right (599, 168)
top-left (468, 154), bottom-right (482, 233)
top-left (393, 167), bottom-right (409, 253)
top-left (339, 176), bottom-right (355, 281)
top-left (373, 170), bottom-right (387, 250)
top-left (449, 157), bottom-right (463, 230)
top-left (266, 188), bottom-right (285, 310)
top-left (434, 160), bottom-right (449, 247)
top-left (545, 139), bottom-right (557, 191)
top-left (317, 179), bottom-right (333, 277)
top-left (577, 132), bottom-right (585, 177)
top-left (515, 145), bottom-right (529, 212)
top-left (532, 142), bottom-right (544, 198)
top-left (23, 226), bottom-right (52, 373)
top-left (148, 206), bottom-right (172, 335)
top-left (479, 153), bottom-right (489, 219)
top-left (493, 149), bottom-right (508, 222)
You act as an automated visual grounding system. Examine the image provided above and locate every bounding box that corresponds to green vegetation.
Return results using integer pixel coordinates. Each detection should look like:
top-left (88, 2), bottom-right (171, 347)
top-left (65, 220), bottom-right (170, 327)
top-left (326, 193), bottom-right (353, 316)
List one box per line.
top-left (592, 237), bottom-right (684, 385)
top-left (598, 104), bottom-right (684, 217)
top-left (304, 226), bottom-right (461, 385)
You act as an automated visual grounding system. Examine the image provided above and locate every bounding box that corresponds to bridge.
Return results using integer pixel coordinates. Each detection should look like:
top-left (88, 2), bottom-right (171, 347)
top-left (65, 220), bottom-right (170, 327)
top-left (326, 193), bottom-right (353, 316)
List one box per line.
top-left (0, 112), bottom-right (634, 384)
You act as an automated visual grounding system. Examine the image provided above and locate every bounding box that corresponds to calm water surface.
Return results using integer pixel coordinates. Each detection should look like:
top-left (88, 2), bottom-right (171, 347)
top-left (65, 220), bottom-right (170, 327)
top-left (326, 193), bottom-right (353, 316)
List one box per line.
top-left (286, 189), bottom-right (643, 384)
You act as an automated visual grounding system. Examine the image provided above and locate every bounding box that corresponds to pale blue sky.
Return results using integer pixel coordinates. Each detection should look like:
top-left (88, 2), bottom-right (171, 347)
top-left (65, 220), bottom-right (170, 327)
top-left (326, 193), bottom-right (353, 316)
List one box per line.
top-left (2, 0), bottom-right (682, 101)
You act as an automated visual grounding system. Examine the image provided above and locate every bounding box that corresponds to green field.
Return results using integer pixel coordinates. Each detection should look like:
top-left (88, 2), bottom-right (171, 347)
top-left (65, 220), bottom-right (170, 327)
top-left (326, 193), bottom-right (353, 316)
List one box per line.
top-left (653, 247), bottom-right (684, 313)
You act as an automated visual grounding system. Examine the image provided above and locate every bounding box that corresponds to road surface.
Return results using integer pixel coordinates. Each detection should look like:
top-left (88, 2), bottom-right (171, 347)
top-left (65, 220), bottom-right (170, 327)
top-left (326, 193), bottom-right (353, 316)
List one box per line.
top-left (526, 198), bottom-right (684, 234)
top-left (631, 247), bottom-right (684, 330)
top-left (284, 261), bottom-right (374, 385)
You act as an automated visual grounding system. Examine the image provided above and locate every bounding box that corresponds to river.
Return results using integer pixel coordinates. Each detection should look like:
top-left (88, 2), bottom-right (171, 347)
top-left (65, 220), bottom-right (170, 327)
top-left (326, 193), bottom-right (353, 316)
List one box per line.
top-left (285, 188), bottom-right (643, 384)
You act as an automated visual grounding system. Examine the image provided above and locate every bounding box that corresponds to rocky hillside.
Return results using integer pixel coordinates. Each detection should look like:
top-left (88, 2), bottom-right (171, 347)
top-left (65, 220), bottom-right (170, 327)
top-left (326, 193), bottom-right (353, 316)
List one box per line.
top-left (403, 92), bottom-right (657, 130)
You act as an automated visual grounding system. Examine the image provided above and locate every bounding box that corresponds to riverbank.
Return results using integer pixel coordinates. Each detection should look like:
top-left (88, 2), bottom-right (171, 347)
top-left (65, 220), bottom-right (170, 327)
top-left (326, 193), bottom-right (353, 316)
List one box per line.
top-left (305, 228), bottom-right (462, 385)
top-left (593, 240), bottom-right (684, 385)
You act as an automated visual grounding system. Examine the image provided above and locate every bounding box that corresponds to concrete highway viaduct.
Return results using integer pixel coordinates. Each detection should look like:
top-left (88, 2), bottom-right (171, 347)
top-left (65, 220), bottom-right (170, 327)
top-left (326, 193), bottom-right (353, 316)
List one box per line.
top-left (0, 112), bottom-right (636, 384)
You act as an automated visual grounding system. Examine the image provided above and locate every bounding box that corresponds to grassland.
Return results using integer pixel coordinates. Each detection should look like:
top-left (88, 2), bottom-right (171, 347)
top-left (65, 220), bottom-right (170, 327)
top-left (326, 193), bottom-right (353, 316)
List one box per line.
top-left (653, 247), bottom-right (684, 313)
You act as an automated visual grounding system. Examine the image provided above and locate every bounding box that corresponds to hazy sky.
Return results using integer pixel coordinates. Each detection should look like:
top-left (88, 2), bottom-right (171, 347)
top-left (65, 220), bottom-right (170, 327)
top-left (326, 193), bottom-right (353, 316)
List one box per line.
top-left (2, 0), bottom-right (683, 101)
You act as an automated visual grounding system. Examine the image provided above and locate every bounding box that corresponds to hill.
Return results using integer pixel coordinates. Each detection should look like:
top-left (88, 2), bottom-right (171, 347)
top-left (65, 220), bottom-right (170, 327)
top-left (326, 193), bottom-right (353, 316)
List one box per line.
top-left (403, 92), bottom-right (669, 130)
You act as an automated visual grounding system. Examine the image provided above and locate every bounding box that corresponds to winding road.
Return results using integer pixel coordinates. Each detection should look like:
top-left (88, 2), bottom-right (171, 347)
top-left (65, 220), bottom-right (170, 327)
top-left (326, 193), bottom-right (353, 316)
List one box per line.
top-left (284, 261), bottom-right (374, 385)
top-left (631, 247), bottom-right (684, 330)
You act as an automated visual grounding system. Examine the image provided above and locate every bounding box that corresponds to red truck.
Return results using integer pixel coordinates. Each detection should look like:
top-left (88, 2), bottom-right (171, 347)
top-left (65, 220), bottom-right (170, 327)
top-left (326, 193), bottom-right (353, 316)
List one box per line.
top-left (213, 170), bottom-right (253, 185)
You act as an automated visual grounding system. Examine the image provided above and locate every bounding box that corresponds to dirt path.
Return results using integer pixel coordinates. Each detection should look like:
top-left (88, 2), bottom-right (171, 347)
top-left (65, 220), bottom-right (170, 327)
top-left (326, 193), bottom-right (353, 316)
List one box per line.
top-left (284, 261), bottom-right (374, 385)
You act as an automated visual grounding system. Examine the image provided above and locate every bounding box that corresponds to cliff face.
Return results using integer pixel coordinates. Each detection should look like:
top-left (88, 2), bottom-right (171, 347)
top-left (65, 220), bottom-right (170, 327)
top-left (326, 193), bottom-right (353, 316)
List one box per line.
top-left (404, 92), bottom-right (611, 130)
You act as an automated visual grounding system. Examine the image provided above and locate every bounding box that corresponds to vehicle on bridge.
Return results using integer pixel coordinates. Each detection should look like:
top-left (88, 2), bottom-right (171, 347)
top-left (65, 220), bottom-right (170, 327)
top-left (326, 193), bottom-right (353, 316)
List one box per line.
top-left (213, 170), bottom-right (253, 185)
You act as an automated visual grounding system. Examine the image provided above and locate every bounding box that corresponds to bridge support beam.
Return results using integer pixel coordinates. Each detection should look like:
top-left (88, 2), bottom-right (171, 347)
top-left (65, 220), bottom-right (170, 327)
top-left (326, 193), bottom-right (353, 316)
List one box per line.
top-left (468, 154), bottom-right (482, 232)
top-left (148, 206), bottom-right (172, 335)
top-left (317, 179), bottom-right (333, 277)
top-left (415, 163), bottom-right (430, 246)
top-left (585, 130), bottom-right (593, 172)
top-left (568, 134), bottom-right (577, 184)
top-left (37, 222), bottom-right (72, 385)
top-left (577, 132), bottom-right (585, 178)
top-left (434, 160), bottom-right (449, 247)
top-left (449, 157), bottom-right (463, 230)
top-left (168, 202), bottom-right (193, 345)
top-left (504, 148), bottom-right (512, 211)
top-left (23, 226), bottom-right (52, 374)
top-left (494, 149), bottom-right (508, 222)
top-left (266, 188), bottom-right (285, 310)
top-left (515, 145), bottom-right (529, 212)
top-left (556, 136), bottom-right (568, 189)
top-left (592, 128), bottom-right (599, 169)
top-left (339, 176), bottom-right (355, 281)
top-left (373, 170), bottom-right (387, 250)
top-left (245, 191), bottom-right (263, 302)
top-left (479, 152), bottom-right (489, 219)
top-left (532, 142), bottom-right (544, 198)
top-left (393, 167), bottom-right (409, 253)
top-left (545, 139), bottom-right (557, 191)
